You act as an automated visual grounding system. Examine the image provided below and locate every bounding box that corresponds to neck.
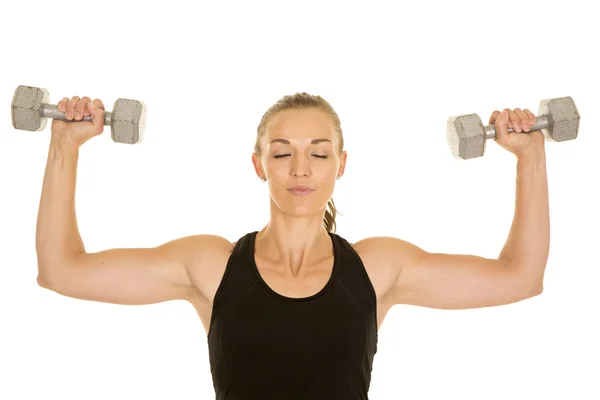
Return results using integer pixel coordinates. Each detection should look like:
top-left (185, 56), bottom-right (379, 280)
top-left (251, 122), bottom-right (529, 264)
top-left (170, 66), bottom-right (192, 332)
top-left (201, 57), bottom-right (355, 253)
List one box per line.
top-left (256, 207), bottom-right (332, 274)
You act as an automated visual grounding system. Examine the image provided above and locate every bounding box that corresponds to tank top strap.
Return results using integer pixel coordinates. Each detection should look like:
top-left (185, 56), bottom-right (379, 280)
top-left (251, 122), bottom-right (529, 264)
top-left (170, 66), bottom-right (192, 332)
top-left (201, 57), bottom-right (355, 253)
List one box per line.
top-left (329, 233), bottom-right (378, 318)
top-left (211, 231), bottom-right (259, 312)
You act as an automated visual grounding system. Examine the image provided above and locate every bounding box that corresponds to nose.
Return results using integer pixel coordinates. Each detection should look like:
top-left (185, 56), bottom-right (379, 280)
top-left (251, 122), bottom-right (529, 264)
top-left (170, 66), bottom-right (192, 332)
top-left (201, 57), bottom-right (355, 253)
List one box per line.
top-left (291, 154), bottom-right (311, 178)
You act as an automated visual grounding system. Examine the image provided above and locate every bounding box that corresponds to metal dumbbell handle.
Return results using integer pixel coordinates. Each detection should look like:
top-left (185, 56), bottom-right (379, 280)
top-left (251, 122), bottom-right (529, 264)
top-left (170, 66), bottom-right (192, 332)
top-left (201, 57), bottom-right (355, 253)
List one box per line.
top-left (484, 115), bottom-right (549, 140)
top-left (40, 104), bottom-right (112, 126)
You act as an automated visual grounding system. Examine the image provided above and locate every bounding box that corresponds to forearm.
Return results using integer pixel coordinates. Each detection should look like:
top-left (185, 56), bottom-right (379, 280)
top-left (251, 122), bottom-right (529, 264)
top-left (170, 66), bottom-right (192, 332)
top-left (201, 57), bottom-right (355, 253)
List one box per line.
top-left (498, 150), bottom-right (549, 286)
top-left (36, 134), bottom-right (85, 280)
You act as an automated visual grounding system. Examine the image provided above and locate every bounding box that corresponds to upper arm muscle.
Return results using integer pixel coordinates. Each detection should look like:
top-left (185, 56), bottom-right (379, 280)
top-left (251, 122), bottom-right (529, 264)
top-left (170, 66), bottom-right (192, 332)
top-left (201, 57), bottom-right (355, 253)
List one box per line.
top-left (394, 251), bottom-right (537, 309)
top-left (357, 237), bottom-right (541, 310)
top-left (38, 235), bottom-right (231, 306)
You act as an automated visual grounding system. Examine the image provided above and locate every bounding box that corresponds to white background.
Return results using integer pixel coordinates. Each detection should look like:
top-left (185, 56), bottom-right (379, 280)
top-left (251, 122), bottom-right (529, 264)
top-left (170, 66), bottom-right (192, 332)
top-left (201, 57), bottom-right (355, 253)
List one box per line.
top-left (1, 1), bottom-right (599, 399)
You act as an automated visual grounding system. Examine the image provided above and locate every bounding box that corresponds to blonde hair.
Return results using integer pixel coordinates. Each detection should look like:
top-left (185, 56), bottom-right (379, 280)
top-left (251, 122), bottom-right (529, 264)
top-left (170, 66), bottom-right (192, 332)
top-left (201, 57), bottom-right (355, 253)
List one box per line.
top-left (255, 92), bottom-right (344, 233)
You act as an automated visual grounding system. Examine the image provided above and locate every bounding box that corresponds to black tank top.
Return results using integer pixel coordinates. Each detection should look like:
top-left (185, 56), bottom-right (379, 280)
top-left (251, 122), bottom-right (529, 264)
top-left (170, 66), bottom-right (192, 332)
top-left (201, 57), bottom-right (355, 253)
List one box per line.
top-left (207, 231), bottom-right (378, 399)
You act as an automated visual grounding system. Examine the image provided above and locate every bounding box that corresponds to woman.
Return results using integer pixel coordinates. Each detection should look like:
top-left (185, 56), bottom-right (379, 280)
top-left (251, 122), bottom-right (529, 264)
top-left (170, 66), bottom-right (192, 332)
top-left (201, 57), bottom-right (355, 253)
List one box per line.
top-left (36, 92), bottom-right (548, 399)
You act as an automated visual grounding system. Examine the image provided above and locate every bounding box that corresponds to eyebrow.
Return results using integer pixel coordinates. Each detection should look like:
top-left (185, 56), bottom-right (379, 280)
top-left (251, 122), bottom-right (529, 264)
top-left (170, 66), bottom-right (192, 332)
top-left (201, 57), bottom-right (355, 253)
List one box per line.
top-left (270, 138), bottom-right (332, 145)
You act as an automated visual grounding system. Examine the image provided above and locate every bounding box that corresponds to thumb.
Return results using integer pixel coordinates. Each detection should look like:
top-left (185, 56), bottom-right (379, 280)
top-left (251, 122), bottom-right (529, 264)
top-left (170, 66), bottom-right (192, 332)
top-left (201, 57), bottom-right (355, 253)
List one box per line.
top-left (87, 101), bottom-right (104, 134)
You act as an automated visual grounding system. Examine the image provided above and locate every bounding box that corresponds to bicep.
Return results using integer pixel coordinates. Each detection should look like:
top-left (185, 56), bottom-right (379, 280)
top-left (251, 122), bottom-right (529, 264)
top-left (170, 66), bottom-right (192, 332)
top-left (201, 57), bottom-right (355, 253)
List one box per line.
top-left (393, 249), bottom-right (541, 310)
top-left (39, 240), bottom-right (196, 305)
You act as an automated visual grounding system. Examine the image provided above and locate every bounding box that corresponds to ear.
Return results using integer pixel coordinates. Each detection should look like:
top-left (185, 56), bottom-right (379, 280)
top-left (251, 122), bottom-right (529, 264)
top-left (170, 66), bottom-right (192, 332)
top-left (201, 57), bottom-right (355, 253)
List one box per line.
top-left (338, 151), bottom-right (348, 177)
top-left (252, 152), bottom-right (265, 180)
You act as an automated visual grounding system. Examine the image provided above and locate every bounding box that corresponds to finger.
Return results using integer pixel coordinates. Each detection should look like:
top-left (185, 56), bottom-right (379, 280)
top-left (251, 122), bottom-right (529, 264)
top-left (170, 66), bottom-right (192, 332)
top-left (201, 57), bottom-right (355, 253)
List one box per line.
top-left (92, 98), bottom-right (105, 110)
top-left (82, 98), bottom-right (102, 117)
top-left (74, 96), bottom-right (91, 120)
top-left (66, 96), bottom-right (80, 120)
top-left (523, 108), bottom-right (536, 127)
top-left (494, 110), bottom-right (510, 140)
top-left (57, 97), bottom-right (69, 113)
top-left (513, 108), bottom-right (529, 131)
top-left (506, 108), bottom-right (522, 132)
top-left (502, 108), bottom-right (513, 129)
top-left (488, 110), bottom-right (501, 125)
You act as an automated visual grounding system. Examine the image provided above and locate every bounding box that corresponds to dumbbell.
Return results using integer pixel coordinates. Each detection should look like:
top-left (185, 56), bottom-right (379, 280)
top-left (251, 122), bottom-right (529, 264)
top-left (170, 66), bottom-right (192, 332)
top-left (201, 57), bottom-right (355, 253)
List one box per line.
top-left (11, 85), bottom-right (146, 144)
top-left (446, 96), bottom-right (580, 160)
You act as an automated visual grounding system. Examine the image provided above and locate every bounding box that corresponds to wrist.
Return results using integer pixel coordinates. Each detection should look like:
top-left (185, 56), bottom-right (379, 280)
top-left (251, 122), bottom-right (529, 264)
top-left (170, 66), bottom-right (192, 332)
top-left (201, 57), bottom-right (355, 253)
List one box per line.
top-left (516, 150), bottom-right (546, 176)
top-left (517, 152), bottom-right (546, 165)
top-left (516, 145), bottom-right (545, 164)
top-left (50, 132), bottom-right (80, 152)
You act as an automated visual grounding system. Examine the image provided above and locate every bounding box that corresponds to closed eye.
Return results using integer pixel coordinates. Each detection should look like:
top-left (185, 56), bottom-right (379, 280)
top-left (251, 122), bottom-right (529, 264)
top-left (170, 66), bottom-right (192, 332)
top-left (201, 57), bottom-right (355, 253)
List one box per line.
top-left (274, 155), bottom-right (328, 159)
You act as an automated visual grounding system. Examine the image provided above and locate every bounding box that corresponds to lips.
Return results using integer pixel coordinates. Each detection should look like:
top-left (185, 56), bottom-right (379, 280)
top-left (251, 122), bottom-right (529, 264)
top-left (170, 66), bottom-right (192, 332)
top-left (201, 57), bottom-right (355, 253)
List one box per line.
top-left (288, 186), bottom-right (314, 196)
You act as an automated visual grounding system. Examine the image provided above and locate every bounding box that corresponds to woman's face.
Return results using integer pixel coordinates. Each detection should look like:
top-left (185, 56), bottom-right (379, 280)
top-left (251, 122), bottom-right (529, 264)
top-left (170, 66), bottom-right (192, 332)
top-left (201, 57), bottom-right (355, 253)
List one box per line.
top-left (253, 108), bottom-right (346, 217)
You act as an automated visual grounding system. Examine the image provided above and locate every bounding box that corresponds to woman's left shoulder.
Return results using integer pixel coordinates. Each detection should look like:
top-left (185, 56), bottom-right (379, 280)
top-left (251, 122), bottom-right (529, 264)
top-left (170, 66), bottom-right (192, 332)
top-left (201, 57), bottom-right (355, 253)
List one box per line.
top-left (349, 237), bottom-right (416, 299)
top-left (351, 236), bottom-right (421, 261)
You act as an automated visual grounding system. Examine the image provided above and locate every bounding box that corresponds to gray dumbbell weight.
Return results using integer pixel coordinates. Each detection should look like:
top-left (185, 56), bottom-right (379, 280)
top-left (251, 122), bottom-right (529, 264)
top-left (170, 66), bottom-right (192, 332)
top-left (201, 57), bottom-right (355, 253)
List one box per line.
top-left (447, 96), bottom-right (580, 160)
top-left (11, 85), bottom-right (146, 144)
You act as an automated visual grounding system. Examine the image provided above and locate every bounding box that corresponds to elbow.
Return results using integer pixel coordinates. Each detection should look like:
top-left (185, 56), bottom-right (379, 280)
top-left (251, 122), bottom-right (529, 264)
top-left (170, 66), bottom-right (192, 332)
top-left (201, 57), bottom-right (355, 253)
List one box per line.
top-left (37, 257), bottom-right (57, 289)
top-left (36, 263), bottom-right (65, 291)
top-left (514, 281), bottom-right (543, 304)
top-left (37, 254), bottom-right (55, 288)
top-left (534, 281), bottom-right (544, 296)
top-left (37, 270), bottom-right (57, 290)
top-left (528, 280), bottom-right (544, 298)
top-left (37, 254), bottom-right (84, 290)
top-left (508, 262), bottom-right (545, 298)
top-left (37, 273), bottom-right (54, 290)
top-left (37, 259), bottom-right (51, 288)
top-left (37, 271), bottom-right (68, 294)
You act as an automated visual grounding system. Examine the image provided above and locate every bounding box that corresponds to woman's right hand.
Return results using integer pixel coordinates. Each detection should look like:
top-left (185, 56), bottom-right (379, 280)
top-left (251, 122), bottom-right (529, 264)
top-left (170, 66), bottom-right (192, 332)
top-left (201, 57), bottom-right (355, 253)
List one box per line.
top-left (51, 96), bottom-right (106, 147)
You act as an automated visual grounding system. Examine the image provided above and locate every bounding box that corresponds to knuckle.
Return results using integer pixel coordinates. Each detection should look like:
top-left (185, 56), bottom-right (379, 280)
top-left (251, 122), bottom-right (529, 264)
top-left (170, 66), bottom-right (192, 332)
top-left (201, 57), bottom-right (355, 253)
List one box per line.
top-left (78, 98), bottom-right (90, 109)
top-left (93, 99), bottom-right (105, 109)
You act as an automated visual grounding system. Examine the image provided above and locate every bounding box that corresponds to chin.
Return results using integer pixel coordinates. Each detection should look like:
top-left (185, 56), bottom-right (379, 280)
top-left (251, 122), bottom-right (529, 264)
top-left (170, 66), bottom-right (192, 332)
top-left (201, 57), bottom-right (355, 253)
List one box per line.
top-left (272, 190), bottom-right (330, 215)
top-left (283, 201), bottom-right (329, 218)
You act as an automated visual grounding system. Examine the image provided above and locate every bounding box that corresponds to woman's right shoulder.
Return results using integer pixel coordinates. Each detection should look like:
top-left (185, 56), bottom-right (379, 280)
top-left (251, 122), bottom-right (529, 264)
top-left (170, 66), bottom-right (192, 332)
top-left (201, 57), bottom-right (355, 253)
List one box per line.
top-left (168, 234), bottom-right (237, 303)
top-left (170, 234), bottom-right (236, 268)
